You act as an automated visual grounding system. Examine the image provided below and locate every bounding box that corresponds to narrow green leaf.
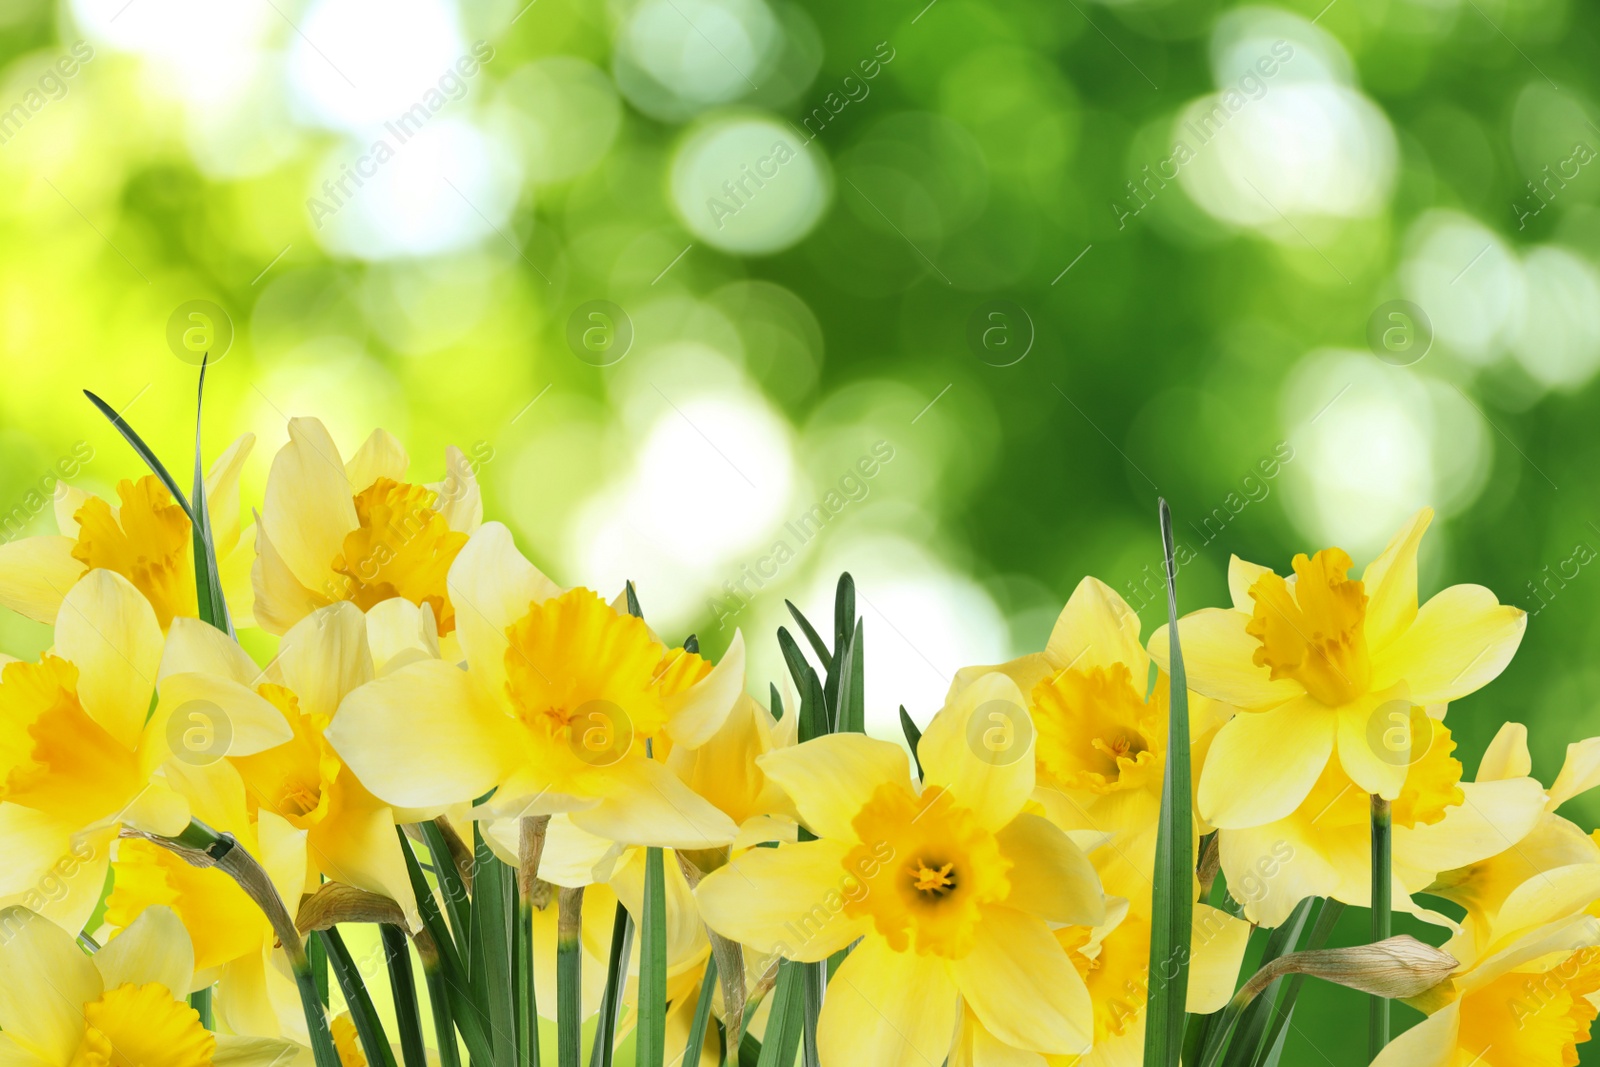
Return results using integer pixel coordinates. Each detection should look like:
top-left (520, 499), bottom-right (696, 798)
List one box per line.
top-left (898, 706), bottom-right (924, 779)
top-left (291, 963), bottom-right (343, 1067)
top-left (755, 961), bottom-right (806, 1067)
top-left (424, 964), bottom-right (464, 1067)
top-left (638, 847), bottom-right (669, 1067)
top-left (419, 822), bottom-right (472, 964)
top-left (383, 924), bottom-right (428, 1067)
top-left (397, 828), bottom-right (493, 1066)
top-left (770, 683), bottom-right (784, 722)
top-left (737, 1031), bottom-right (763, 1067)
top-left (800, 961), bottom-right (825, 1067)
top-left (1370, 796), bottom-right (1392, 1059)
top-left (307, 916), bottom-right (330, 1005)
top-left (1251, 899), bottom-right (1345, 1067)
top-left (825, 625), bottom-right (854, 734)
top-left (845, 619), bottom-right (865, 734)
top-left (83, 389), bottom-right (195, 520)
top-left (556, 887), bottom-right (585, 1067)
top-left (590, 904), bottom-right (633, 1067)
top-left (320, 927), bottom-right (400, 1067)
top-left (684, 954), bottom-right (718, 1067)
top-left (516, 891), bottom-right (539, 1067)
top-left (189, 987), bottom-right (214, 1029)
top-left (188, 357), bottom-right (231, 635)
top-left (776, 627), bottom-right (815, 694)
top-left (832, 572), bottom-right (855, 653)
top-left (1214, 897), bottom-right (1315, 1067)
top-left (625, 580), bottom-right (643, 618)
top-left (470, 827), bottom-right (516, 1067)
top-left (1142, 499), bottom-right (1193, 1067)
top-left (783, 599), bottom-right (833, 669)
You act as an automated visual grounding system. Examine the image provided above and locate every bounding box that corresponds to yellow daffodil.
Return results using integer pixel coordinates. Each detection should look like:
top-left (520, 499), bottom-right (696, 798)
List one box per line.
top-left (326, 522), bottom-right (745, 850)
top-left (252, 417), bottom-right (482, 637)
top-left (0, 436), bottom-right (254, 630)
top-left (0, 904), bottom-right (296, 1067)
top-left (159, 599), bottom-right (446, 929)
top-left (1155, 508), bottom-right (1526, 824)
top-left (949, 576), bottom-right (1231, 903)
top-left (0, 570), bottom-right (289, 936)
top-left (695, 673), bottom-right (1106, 1067)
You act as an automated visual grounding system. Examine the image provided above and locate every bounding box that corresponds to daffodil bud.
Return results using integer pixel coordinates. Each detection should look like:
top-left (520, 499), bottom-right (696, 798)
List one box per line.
top-left (295, 881), bottom-right (407, 935)
top-left (1238, 936), bottom-right (1458, 1004)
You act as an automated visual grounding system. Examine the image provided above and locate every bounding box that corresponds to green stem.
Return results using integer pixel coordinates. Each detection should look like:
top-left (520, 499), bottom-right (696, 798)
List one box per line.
top-left (470, 827), bottom-right (516, 1067)
top-left (383, 925), bottom-right (428, 1067)
top-left (320, 928), bottom-right (399, 1067)
top-left (1370, 795), bottom-right (1392, 1059)
top-left (188, 987), bottom-right (213, 1029)
top-left (591, 903), bottom-right (633, 1067)
top-left (638, 847), bottom-right (668, 1067)
top-left (684, 954), bottom-right (718, 1067)
top-left (423, 964), bottom-right (463, 1067)
top-left (517, 816), bottom-right (549, 1067)
top-left (556, 886), bottom-right (585, 1067)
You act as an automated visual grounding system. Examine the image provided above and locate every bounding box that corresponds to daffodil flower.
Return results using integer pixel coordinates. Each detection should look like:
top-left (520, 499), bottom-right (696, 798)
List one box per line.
top-left (0, 904), bottom-right (296, 1067)
top-left (252, 417), bottom-right (482, 638)
top-left (695, 673), bottom-right (1106, 1067)
top-left (159, 599), bottom-right (446, 930)
top-left (0, 436), bottom-right (253, 630)
top-left (0, 570), bottom-right (289, 936)
top-left (326, 523), bottom-right (745, 850)
top-left (1154, 508), bottom-right (1526, 822)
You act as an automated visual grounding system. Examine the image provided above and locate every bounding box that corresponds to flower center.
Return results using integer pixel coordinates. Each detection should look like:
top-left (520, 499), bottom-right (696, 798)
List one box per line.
top-left (842, 784), bottom-right (1011, 958)
top-left (231, 684), bottom-right (338, 829)
top-left (71, 982), bottom-right (215, 1067)
top-left (0, 656), bottom-right (141, 826)
top-left (1059, 913), bottom-right (1150, 1042)
top-left (1457, 950), bottom-right (1600, 1066)
top-left (105, 838), bottom-right (270, 973)
top-left (71, 477), bottom-right (195, 630)
top-left (1030, 663), bottom-right (1164, 795)
top-left (1246, 549), bottom-right (1371, 706)
top-left (330, 478), bottom-right (468, 636)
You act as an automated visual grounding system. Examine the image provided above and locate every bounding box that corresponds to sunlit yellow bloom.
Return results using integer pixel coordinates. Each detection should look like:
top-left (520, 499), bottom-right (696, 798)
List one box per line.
top-left (0, 904), bottom-right (295, 1067)
top-left (696, 674), bottom-right (1106, 1067)
top-left (252, 417), bottom-right (482, 638)
top-left (0, 570), bottom-right (287, 936)
top-left (949, 576), bottom-right (1231, 902)
top-left (160, 599), bottom-right (444, 929)
top-left (0, 436), bottom-right (254, 630)
top-left (1155, 508), bottom-right (1526, 823)
top-left (326, 523), bottom-right (745, 850)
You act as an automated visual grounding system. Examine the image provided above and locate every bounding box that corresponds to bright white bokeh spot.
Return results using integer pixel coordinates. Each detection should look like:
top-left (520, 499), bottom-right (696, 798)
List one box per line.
top-left (615, 0), bottom-right (777, 116)
top-left (288, 0), bottom-right (468, 133)
top-left (310, 117), bottom-right (523, 260)
top-left (670, 114), bottom-right (831, 255)
top-left (1210, 6), bottom-right (1354, 88)
top-left (1400, 211), bottom-right (1524, 366)
top-left (1510, 246), bottom-right (1600, 391)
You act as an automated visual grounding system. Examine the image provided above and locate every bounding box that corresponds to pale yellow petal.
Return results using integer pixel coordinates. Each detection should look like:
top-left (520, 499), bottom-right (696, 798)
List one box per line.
top-left (218, 528), bottom-right (256, 629)
top-left (159, 616), bottom-right (259, 686)
top-left (1477, 721), bottom-right (1532, 782)
top-left (151, 673), bottom-right (294, 763)
top-left (608, 846), bottom-right (705, 968)
top-left (250, 521), bottom-right (329, 636)
top-left (489, 814), bottom-right (618, 889)
top-left (0, 807), bottom-right (75, 897)
top-left (261, 417), bottom-right (356, 592)
top-left (946, 654), bottom-right (1056, 711)
top-left (307, 797), bottom-right (418, 930)
top-left (1459, 914), bottom-right (1600, 994)
top-left (163, 761), bottom-right (251, 839)
top-left (446, 521), bottom-right (560, 688)
top-left (95, 904), bottom-right (194, 995)
top-left (52, 484), bottom-right (90, 539)
top-left (567, 757), bottom-right (738, 849)
top-left (0, 906), bottom-right (102, 1060)
top-left (1360, 507), bottom-right (1432, 653)
top-left (0, 1035), bottom-right (52, 1067)
top-left (1370, 584), bottom-right (1526, 704)
top-left (1547, 736), bottom-right (1600, 811)
top-left (1494, 863), bottom-right (1600, 940)
top-left (0, 535), bottom-right (80, 624)
top-left (428, 445), bottom-right (483, 534)
top-left (917, 671), bottom-right (1034, 831)
top-left (364, 597), bottom-right (440, 675)
top-left (696, 839), bottom-right (872, 962)
top-left (343, 428), bottom-right (409, 492)
top-left (1368, 1001), bottom-right (1458, 1067)
top-left (757, 734), bottom-right (910, 841)
top-left (1395, 779), bottom-right (1546, 883)
top-left (119, 782), bottom-right (191, 838)
top-left (1226, 555), bottom-right (1275, 612)
top-left (4, 826), bottom-right (115, 939)
top-left (325, 659), bottom-right (516, 808)
top-left (275, 601), bottom-right (373, 720)
top-left (55, 568), bottom-right (162, 749)
top-left (257, 811), bottom-right (311, 915)
top-left (1043, 577), bottom-right (1146, 678)
top-left (1198, 696), bottom-right (1335, 829)
top-left (1150, 608), bottom-right (1301, 710)
top-left (665, 629), bottom-right (744, 749)
top-left (953, 1009), bottom-right (1049, 1067)
top-left (951, 906), bottom-right (1092, 1055)
top-left (1187, 903), bottom-right (1251, 1013)
top-left (995, 813), bottom-right (1104, 927)
top-left (203, 433), bottom-right (255, 554)
top-left (1336, 699), bottom-right (1407, 800)
top-left (212, 1036), bottom-right (304, 1067)
top-left (1219, 821), bottom-right (1341, 927)
top-left (820, 937), bottom-right (958, 1067)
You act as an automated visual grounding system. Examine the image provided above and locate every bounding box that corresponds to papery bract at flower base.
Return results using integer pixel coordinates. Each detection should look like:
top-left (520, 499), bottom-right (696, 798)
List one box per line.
top-left (326, 522), bottom-right (744, 851)
top-left (252, 416), bottom-right (482, 639)
top-left (695, 672), bottom-right (1105, 1067)
top-left (0, 436), bottom-right (253, 630)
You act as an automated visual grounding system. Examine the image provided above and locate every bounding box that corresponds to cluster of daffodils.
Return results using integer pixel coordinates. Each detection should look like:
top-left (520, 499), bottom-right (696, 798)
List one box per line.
top-left (0, 409), bottom-right (1594, 1067)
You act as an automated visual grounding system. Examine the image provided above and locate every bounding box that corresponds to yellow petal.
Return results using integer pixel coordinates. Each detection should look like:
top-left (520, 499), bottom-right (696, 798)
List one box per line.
top-left (1150, 609), bottom-right (1301, 710)
top-left (1227, 555), bottom-right (1275, 612)
top-left (1360, 507), bottom-right (1432, 653)
top-left (1043, 577), bottom-right (1147, 679)
top-left (218, 530), bottom-right (256, 630)
top-left (1494, 862), bottom-right (1600, 940)
top-left (1547, 736), bottom-right (1600, 811)
top-left (1459, 914), bottom-right (1600, 994)
top-left (211, 1036), bottom-right (304, 1067)
top-left (257, 811), bottom-right (311, 915)
top-left (1336, 698), bottom-right (1408, 800)
top-left (1368, 1001), bottom-right (1458, 1067)
top-left (757, 734), bottom-right (910, 841)
top-left (995, 813), bottom-right (1104, 927)
top-left (343, 428), bottom-right (409, 492)
top-left (55, 568), bottom-right (162, 750)
top-left (273, 602), bottom-right (373, 721)
top-left (1219, 821), bottom-right (1342, 927)
top-left (567, 757), bottom-right (738, 849)
top-left (364, 597), bottom-right (440, 675)
top-left (0, 535), bottom-right (80, 624)
top-left (250, 521), bottom-right (329, 636)
top-left (819, 936), bottom-right (958, 1067)
top-left (159, 616), bottom-right (259, 686)
top-left (203, 433), bottom-right (255, 554)
top-left (1477, 721), bottom-right (1532, 782)
top-left (1, 826), bottom-right (115, 939)
top-left (1394, 779), bottom-right (1546, 882)
top-left (307, 795), bottom-right (418, 930)
top-left (325, 659), bottom-right (515, 808)
top-left (446, 521), bottom-right (561, 690)
top-left (428, 445), bottom-right (483, 533)
top-left (0, 807), bottom-right (75, 897)
top-left (918, 671), bottom-right (1034, 831)
top-left (1370, 584), bottom-right (1525, 704)
top-left (52, 484), bottom-right (90, 539)
top-left (0, 906), bottom-right (102, 1061)
top-left (262, 418), bottom-right (358, 594)
top-left (96, 904), bottom-right (194, 995)
top-left (120, 781), bottom-right (192, 838)
top-left (946, 653), bottom-right (1056, 713)
top-left (608, 846), bottom-right (706, 968)
top-left (951, 905), bottom-right (1091, 1055)
top-left (151, 673), bottom-right (294, 761)
top-left (664, 630), bottom-right (745, 749)
top-left (163, 761), bottom-right (251, 838)
top-left (1187, 903), bottom-right (1251, 1013)
top-left (695, 839), bottom-right (871, 962)
top-left (1198, 696), bottom-right (1335, 829)
top-left (951, 1008), bottom-right (1049, 1067)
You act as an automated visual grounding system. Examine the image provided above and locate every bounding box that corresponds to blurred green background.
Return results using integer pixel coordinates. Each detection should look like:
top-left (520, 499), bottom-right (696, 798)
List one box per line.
top-left (1, 0), bottom-right (1596, 1058)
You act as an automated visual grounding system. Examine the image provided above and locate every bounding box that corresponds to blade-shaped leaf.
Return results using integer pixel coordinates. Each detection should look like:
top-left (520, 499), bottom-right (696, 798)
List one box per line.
top-left (638, 847), bottom-right (669, 1067)
top-left (755, 961), bottom-right (806, 1067)
top-left (683, 954), bottom-right (718, 1067)
top-left (382, 924), bottom-right (428, 1067)
top-left (320, 928), bottom-right (400, 1067)
top-left (556, 887), bottom-right (585, 1067)
top-left (590, 903), bottom-right (633, 1067)
top-left (899, 706), bottom-right (923, 779)
top-left (83, 389), bottom-right (195, 520)
top-left (470, 827), bottom-right (516, 1067)
top-left (189, 357), bottom-right (232, 635)
top-left (396, 829), bottom-right (493, 1065)
top-left (1251, 900), bottom-right (1345, 1067)
top-left (1211, 897), bottom-right (1315, 1067)
top-left (784, 599), bottom-right (832, 669)
top-left (832, 572), bottom-right (855, 654)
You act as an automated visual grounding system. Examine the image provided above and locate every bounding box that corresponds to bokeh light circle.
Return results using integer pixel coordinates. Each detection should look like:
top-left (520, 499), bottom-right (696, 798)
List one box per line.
top-left (670, 114), bottom-right (831, 255)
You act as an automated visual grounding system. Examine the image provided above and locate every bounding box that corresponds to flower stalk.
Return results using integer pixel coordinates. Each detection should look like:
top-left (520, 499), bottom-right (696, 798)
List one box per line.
top-left (1371, 795), bottom-right (1393, 1058)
